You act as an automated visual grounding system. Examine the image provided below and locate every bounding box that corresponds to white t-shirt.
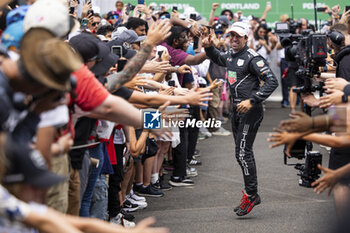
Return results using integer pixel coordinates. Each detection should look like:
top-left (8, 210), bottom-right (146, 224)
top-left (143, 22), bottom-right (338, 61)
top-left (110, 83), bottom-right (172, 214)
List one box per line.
top-left (192, 57), bottom-right (210, 78)
top-left (0, 185), bottom-right (33, 233)
top-left (96, 120), bottom-right (115, 140)
top-left (249, 38), bottom-right (270, 63)
top-left (113, 128), bottom-right (126, 145)
top-left (38, 105), bottom-right (69, 129)
top-left (0, 201), bottom-right (47, 233)
top-left (278, 48), bottom-right (285, 60)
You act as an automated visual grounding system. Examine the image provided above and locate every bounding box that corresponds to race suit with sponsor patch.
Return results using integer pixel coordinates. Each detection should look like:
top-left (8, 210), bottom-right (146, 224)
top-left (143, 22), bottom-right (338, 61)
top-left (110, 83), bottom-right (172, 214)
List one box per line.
top-left (205, 45), bottom-right (278, 195)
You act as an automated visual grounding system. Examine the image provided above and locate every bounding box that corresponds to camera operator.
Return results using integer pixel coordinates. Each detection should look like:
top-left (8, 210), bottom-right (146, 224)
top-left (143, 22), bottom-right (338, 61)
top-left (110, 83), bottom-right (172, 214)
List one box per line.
top-left (288, 18), bottom-right (312, 113)
top-left (329, 24), bottom-right (350, 79)
top-left (314, 24), bottom-right (350, 110)
top-left (267, 22), bottom-right (350, 219)
top-left (269, 23), bottom-right (350, 215)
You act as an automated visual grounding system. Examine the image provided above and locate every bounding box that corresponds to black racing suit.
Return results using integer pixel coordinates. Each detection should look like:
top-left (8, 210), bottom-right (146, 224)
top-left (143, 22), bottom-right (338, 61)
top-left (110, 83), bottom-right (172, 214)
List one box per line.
top-left (205, 45), bottom-right (278, 195)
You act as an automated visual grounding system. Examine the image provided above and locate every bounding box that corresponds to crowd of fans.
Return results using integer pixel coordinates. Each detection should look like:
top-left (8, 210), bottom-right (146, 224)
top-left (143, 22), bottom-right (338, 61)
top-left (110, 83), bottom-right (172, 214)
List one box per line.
top-left (0, 0), bottom-right (350, 232)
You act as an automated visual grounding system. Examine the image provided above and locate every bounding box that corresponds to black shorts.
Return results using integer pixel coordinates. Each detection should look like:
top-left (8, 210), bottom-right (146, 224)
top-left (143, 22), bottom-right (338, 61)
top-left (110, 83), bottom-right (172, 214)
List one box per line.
top-left (329, 147), bottom-right (350, 184)
top-left (287, 67), bottom-right (304, 88)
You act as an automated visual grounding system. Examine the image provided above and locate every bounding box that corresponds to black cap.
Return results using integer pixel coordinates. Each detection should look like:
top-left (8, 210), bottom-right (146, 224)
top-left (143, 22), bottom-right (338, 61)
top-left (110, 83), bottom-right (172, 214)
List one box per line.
top-left (70, 32), bottom-right (119, 76)
top-left (3, 137), bottom-right (65, 188)
top-left (69, 33), bottom-right (99, 62)
top-left (213, 23), bottom-right (225, 33)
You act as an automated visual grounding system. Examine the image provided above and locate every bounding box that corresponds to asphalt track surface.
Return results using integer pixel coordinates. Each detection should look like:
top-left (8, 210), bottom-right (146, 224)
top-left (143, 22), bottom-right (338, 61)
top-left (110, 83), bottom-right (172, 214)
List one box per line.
top-left (134, 102), bottom-right (336, 233)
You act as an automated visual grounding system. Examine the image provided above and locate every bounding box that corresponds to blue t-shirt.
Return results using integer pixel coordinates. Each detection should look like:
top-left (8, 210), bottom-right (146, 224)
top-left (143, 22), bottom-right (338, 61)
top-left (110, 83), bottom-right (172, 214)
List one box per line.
top-left (186, 43), bottom-right (195, 56)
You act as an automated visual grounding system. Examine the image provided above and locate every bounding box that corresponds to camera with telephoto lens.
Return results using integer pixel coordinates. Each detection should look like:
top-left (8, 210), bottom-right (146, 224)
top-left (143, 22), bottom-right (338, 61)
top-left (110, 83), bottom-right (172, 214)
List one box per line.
top-left (276, 22), bottom-right (326, 187)
top-left (275, 22), bottom-right (327, 94)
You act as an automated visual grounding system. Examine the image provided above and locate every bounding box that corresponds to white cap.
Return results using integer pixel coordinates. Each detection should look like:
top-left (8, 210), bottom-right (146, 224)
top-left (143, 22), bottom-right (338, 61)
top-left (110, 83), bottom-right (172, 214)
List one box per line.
top-left (92, 5), bottom-right (101, 15)
top-left (228, 22), bottom-right (250, 37)
top-left (23, 0), bottom-right (71, 38)
top-left (183, 7), bottom-right (199, 20)
top-left (149, 3), bottom-right (157, 7)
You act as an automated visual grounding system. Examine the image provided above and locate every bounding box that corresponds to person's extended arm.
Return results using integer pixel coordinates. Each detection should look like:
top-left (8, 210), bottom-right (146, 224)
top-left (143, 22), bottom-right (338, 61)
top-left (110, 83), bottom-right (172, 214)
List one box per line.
top-left (0, 185), bottom-right (81, 233)
top-left (204, 46), bottom-right (228, 67)
top-left (268, 129), bottom-right (350, 156)
top-left (128, 88), bottom-right (212, 107)
top-left (184, 52), bottom-right (208, 65)
top-left (302, 133), bottom-right (350, 148)
top-left (312, 163), bottom-right (350, 195)
top-left (106, 21), bottom-right (171, 93)
top-left (91, 95), bottom-right (142, 128)
top-left (152, 73), bottom-right (166, 83)
top-left (142, 78), bottom-right (168, 90)
top-left (139, 60), bottom-right (172, 74)
top-left (64, 215), bottom-right (168, 233)
top-left (129, 127), bottom-right (148, 157)
top-left (23, 209), bottom-right (82, 233)
top-left (170, 17), bottom-right (201, 37)
top-left (260, 3), bottom-right (271, 21)
top-left (208, 3), bottom-right (219, 26)
top-left (64, 215), bottom-right (127, 233)
top-left (280, 112), bottom-right (333, 133)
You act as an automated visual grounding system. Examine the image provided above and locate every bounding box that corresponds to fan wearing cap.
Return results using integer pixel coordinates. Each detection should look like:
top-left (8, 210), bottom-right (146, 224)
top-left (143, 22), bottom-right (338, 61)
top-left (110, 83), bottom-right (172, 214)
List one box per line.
top-left (203, 21), bottom-right (278, 216)
top-left (1, 5), bottom-right (29, 53)
top-left (3, 142), bottom-right (66, 203)
top-left (23, 0), bottom-right (80, 38)
top-left (0, 136), bottom-right (79, 233)
top-left (70, 32), bottom-right (119, 77)
top-left (0, 136), bottom-right (168, 233)
top-left (0, 28), bottom-right (82, 143)
top-left (107, 29), bottom-right (145, 59)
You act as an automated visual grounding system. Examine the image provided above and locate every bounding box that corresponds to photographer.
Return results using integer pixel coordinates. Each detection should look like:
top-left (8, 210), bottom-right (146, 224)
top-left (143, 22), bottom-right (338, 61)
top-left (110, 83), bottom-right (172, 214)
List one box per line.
top-left (269, 21), bottom-right (350, 215)
top-left (288, 18), bottom-right (312, 113)
top-left (329, 24), bottom-right (350, 79)
top-left (268, 13), bottom-right (350, 218)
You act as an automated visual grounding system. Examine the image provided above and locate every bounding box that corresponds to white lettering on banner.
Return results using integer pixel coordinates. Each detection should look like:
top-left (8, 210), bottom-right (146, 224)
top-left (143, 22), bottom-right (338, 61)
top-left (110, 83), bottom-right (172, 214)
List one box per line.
top-left (302, 3), bottom-right (326, 9)
top-left (221, 3), bottom-right (260, 10)
top-left (150, 3), bottom-right (190, 10)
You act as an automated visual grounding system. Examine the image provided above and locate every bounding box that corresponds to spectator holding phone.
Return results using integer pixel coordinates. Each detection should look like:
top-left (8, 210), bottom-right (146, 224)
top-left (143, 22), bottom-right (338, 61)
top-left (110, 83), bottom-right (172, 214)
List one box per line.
top-left (249, 24), bottom-right (272, 63)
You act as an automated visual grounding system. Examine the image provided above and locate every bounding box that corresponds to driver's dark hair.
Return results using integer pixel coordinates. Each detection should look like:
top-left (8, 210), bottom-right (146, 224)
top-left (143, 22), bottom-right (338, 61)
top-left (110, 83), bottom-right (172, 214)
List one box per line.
top-left (166, 26), bottom-right (188, 46)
